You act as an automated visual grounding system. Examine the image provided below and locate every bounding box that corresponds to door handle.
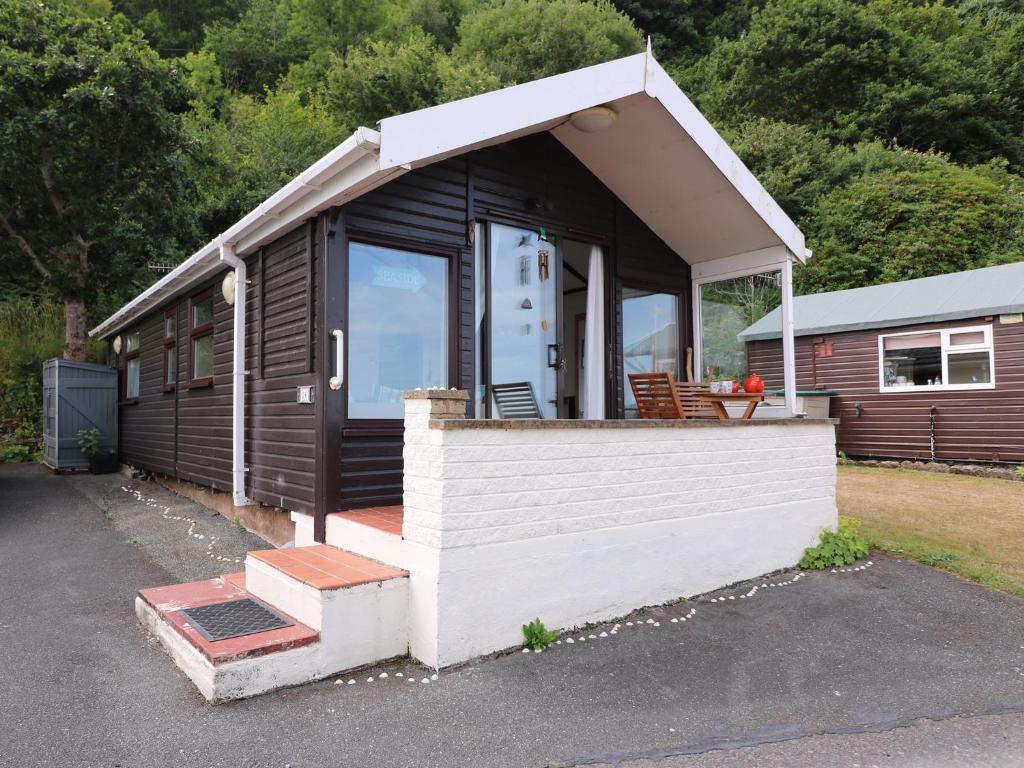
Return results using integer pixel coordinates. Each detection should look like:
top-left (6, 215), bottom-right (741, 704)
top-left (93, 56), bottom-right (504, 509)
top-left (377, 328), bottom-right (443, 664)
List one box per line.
top-left (329, 329), bottom-right (344, 390)
top-left (547, 343), bottom-right (566, 370)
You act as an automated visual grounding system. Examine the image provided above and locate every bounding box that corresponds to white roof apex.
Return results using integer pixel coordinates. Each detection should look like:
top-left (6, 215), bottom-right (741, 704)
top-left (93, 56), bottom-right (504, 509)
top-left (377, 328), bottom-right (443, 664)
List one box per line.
top-left (378, 51), bottom-right (804, 264)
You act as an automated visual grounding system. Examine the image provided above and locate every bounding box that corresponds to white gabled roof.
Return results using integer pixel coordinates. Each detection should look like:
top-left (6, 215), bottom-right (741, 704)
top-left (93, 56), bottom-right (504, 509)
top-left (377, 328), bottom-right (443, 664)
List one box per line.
top-left (93, 51), bottom-right (804, 339)
top-left (378, 51), bottom-right (804, 265)
top-left (739, 261), bottom-right (1024, 341)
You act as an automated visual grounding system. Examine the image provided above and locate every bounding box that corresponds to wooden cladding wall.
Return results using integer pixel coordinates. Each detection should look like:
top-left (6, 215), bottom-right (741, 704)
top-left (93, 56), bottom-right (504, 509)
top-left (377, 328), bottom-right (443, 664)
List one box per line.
top-left (331, 133), bottom-right (691, 510)
top-left (746, 316), bottom-right (1024, 463)
top-left (117, 306), bottom-right (178, 476)
top-left (246, 221), bottom-right (318, 513)
top-left (116, 220), bottom-right (319, 514)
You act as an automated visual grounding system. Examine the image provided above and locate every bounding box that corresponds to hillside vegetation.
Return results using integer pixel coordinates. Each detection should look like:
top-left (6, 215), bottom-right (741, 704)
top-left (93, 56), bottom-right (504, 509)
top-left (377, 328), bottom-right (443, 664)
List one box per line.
top-left (1, 0), bottom-right (1022, 436)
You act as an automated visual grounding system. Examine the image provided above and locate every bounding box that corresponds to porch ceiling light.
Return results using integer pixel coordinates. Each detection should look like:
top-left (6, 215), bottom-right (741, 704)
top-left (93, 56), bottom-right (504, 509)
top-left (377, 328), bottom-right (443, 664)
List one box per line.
top-left (569, 106), bottom-right (617, 133)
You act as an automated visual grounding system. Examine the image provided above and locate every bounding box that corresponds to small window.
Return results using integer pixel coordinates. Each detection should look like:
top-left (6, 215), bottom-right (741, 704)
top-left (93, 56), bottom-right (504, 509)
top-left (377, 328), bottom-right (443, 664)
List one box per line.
top-left (124, 331), bottom-right (140, 400)
top-left (879, 325), bottom-right (994, 391)
top-left (346, 242), bottom-right (449, 419)
top-left (163, 308), bottom-right (177, 390)
top-left (189, 290), bottom-right (215, 385)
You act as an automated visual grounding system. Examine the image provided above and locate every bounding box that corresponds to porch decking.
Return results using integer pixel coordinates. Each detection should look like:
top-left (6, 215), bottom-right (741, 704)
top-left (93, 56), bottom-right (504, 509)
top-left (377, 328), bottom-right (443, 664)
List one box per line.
top-left (333, 506), bottom-right (404, 536)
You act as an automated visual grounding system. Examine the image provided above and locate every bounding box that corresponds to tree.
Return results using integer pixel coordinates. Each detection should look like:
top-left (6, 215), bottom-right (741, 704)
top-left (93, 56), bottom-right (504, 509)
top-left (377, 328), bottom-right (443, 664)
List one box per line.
top-left (0, 1), bottom-right (194, 359)
top-left (723, 119), bottom-right (849, 222)
top-left (325, 29), bottom-right (499, 128)
top-left (696, 0), bottom-right (1024, 169)
top-left (398, 0), bottom-right (476, 50)
top-left (184, 88), bottom-right (348, 236)
top-left (454, 0), bottom-right (643, 84)
top-left (202, 0), bottom-right (306, 95)
top-left (797, 152), bottom-right (1024, 293)
top-left (112, 0), bottom-right (247, 53)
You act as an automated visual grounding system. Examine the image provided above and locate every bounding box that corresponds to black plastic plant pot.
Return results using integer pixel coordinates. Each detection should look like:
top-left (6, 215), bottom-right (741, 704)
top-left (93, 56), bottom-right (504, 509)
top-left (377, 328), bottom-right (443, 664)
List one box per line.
top-left (89, 451), bottom-right (119, 474)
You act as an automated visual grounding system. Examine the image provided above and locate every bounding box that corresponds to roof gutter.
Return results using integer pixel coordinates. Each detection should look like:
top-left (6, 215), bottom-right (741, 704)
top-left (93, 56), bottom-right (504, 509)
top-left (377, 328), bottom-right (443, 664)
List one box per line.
top-left (90, 127), bottom-right (382, 339)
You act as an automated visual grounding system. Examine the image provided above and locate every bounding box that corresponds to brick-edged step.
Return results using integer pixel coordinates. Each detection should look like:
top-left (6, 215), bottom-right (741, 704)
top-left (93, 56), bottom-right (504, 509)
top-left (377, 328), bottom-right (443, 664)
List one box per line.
top-left (245, 545), bottom-right (409, 679)
top-left (324, 506), bottom-right (410, 570)
top-left (136, 575), bottom-right (321, 701)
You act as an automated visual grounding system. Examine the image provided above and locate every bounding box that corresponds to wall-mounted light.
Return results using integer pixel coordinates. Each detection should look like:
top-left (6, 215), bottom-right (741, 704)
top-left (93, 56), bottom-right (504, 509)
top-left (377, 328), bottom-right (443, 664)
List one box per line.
top-left (569, 105), bottom-right (617, 133)
top-left (112, 335), bottom-right (122, 354)
top-left (222, 270), bottom-right (236, 306)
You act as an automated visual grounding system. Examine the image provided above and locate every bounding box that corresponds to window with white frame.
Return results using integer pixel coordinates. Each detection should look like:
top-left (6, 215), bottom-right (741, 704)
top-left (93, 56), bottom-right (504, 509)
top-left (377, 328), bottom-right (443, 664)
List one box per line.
top-left (879, 325), bottom-right (994, 391)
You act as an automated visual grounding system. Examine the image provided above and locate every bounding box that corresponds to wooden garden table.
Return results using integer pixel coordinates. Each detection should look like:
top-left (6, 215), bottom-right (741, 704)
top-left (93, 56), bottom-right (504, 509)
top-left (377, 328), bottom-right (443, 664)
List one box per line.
top-left (697, 392), bottom-right (764, 420)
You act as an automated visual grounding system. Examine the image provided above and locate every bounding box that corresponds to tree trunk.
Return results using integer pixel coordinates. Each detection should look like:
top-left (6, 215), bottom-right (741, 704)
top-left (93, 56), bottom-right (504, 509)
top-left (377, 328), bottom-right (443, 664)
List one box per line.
top-left (63, 297), bottom-right (87, 361)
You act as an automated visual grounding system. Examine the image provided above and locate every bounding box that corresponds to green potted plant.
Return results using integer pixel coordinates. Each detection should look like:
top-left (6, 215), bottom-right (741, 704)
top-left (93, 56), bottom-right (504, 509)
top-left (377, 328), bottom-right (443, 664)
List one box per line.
top-left (78, 428), bottom-right (118, 474)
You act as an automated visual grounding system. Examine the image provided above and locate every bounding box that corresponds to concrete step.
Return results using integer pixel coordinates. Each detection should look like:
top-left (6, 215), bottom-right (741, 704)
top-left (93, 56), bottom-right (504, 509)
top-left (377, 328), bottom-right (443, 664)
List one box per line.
top-left (136, 574), bottom-right (321, 702)
top-left (292, 506), bottom-right (410, 571)
top-left (137, 546), bottom-right (410, 702)
top-left (324, 507), bottom-right (410, 571)
top-left (244, 545), bottom-right (409, 675)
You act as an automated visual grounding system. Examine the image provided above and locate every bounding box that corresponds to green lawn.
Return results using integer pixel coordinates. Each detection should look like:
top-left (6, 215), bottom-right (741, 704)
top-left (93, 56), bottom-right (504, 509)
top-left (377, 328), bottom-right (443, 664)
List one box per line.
top-left (838, 465), bottom-right (1024, 598)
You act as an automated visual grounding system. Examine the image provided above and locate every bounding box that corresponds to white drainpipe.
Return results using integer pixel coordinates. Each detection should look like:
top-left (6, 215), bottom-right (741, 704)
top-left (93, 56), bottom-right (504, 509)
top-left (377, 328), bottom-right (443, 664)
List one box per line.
top-left (219, 241), bottom-right (250, 507)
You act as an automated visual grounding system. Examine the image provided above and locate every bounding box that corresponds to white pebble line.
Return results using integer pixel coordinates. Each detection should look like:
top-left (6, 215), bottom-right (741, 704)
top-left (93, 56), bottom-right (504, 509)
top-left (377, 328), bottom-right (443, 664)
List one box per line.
top-left (523, 561), bottom-right (875, 657)
top-left (328, 563), bottom-right (879, 691)
top-left (121, 485), bottom-right (242, 564)
top-left (335, 670), bottom-right (438, 689)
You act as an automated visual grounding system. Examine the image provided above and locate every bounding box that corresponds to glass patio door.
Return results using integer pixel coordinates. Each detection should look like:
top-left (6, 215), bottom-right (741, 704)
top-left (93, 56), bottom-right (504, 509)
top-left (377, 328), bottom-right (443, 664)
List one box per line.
top-left (486, 223), bottom-right (561, 418)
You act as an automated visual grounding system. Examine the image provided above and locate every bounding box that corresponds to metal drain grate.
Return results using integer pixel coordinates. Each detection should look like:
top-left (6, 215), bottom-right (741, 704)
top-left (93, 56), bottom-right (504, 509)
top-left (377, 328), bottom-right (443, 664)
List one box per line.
top-left (179, 598), bottom-right (293, 642)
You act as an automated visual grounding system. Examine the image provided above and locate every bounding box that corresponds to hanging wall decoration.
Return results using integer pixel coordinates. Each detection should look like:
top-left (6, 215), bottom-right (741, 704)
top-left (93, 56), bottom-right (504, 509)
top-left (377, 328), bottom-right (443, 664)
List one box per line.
top-left (537, 228), bottom-right (550, 282)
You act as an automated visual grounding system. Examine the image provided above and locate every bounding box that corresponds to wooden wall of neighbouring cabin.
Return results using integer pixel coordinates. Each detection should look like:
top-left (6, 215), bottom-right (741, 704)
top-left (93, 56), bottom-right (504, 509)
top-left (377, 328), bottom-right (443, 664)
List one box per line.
top-left (116, 219), bottom-right (319, 515)
top-left (332, 132), bottom-right (691, 510)
top-left (745, 316), bottom-right (1024, 463)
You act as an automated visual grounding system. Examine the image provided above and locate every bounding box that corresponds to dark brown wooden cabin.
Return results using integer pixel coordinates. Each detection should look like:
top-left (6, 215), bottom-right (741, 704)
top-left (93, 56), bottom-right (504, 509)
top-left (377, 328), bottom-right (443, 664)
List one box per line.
top-left (742, 263), bottom-right (1024, 464)
top-left (92, 53), bottom-right (809, 542)
top-left (106, 133), bottom-right (692, 528)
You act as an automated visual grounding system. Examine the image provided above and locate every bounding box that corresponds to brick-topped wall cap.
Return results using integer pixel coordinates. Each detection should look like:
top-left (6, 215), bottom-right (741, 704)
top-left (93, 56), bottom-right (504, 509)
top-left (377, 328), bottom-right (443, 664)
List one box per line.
top-left (403, 388), bottom-right (470, 401)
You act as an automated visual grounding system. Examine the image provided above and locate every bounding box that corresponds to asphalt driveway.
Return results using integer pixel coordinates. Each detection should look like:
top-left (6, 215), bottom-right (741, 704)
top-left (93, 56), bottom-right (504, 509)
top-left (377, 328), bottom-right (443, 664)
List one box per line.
top-left (1, 463), bottom-right (1022, 768)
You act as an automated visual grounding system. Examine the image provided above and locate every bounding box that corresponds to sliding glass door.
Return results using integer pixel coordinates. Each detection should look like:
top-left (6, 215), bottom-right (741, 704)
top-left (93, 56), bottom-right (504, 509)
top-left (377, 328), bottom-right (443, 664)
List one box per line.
top-left (486, 223), bottom-right (561, 419)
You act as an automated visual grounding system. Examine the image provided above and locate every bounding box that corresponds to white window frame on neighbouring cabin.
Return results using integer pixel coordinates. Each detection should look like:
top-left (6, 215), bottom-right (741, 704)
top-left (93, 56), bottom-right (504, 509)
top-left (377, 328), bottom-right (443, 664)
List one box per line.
top-left (877, 324), bottom-right (995, 393)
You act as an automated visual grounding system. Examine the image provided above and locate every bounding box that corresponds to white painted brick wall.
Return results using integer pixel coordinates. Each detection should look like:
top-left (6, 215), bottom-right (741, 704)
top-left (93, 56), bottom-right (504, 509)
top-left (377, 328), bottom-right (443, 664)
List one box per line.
top-left (402, 392), bottom-right (838, 668)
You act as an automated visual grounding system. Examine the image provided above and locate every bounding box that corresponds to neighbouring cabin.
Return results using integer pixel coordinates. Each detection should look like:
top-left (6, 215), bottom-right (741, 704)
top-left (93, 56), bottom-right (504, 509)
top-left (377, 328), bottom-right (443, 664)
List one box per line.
top-left (741, 262), bottom-right (1024, 464)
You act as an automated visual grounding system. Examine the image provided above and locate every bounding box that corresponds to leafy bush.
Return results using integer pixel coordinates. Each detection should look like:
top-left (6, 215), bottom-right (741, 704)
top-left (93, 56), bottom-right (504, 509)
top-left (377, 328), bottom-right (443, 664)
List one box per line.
top-left (78, 428), bottom-right (99, 459)
top-left (0, 444), bottom-right (31, 463)
top-left (0, 299), bottom-right (105, 431)
top-left (1016, 465), bottom-right (1024, 481)
top-left (521, 617), bottom-right (558, 651)
top-left (799, 516), bottom-right (869, 569)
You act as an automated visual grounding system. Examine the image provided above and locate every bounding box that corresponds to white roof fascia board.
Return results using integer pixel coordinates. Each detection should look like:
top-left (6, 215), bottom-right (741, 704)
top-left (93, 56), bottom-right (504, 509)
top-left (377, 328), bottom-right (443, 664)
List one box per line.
top-left (90, 129), bottom-right (383, 339)
top-left (691, 245), bottom-right (791, 283)
top-left (643, 59), bottom-right (805, 262)
top-left (377, 54), bottom-right (648, 170)
top-left (234, 155), bottom-right (403, 255)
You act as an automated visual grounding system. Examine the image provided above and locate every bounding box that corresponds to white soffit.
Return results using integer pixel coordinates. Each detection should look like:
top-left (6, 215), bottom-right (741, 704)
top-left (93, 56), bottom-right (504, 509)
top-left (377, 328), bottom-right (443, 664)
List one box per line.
top-left (378, 52), bottom-right (804, 264)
